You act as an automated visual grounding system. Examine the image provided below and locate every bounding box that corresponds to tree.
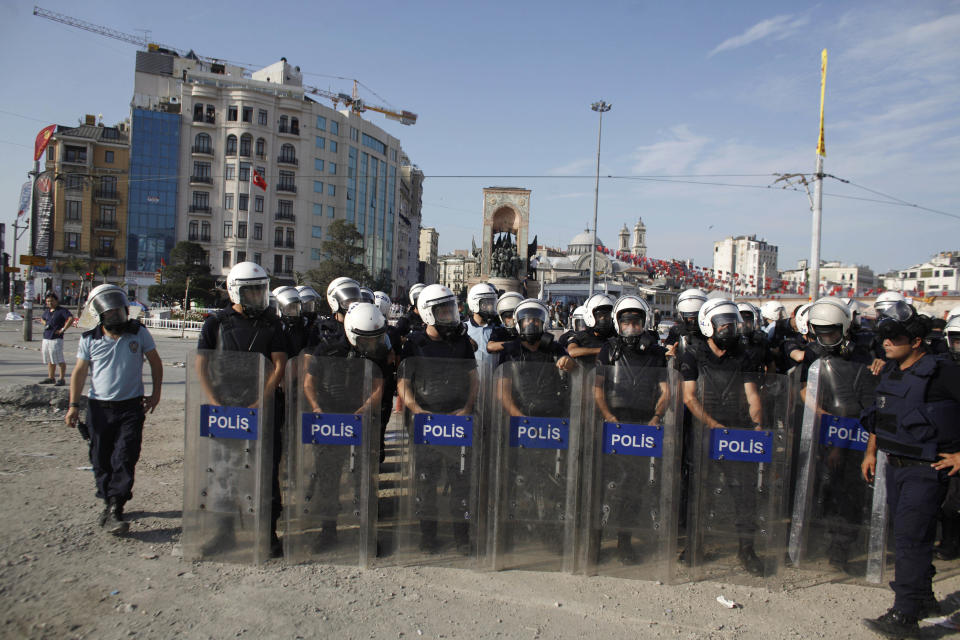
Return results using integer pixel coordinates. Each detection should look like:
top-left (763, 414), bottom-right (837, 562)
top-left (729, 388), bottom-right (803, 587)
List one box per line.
top-left (304, 220), bottom-right (368, 307)
top-left (147, 241), bottom-right (216, 306)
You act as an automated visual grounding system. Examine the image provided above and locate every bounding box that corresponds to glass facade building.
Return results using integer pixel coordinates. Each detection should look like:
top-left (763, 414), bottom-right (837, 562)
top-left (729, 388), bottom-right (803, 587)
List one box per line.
top-left (127, 108), bottom-right (179, 273)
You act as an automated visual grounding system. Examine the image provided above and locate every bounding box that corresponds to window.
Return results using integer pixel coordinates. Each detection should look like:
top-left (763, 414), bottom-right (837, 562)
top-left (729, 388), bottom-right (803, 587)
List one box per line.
top-left (313, 203), bottom-right (323, 216)
top-left (223, 222), bottom-right (232, 238)
top-left (100, 206), bottom-right (116, 225)
top-left (278, 200), bottom-right (293, 216)
top-left (311, 248), bottom-right (324, 261)
top-left (909, 272), bottom-right (917, 278)
top-left (362, 133), bottom-right (386, 155)
top-left (274, 228), bottom-right (284, 246)
top-left (258, 109), bottom-right (268, 126)
top-left (316, 116), bottom-right (326, 131)
top-left (935, 271), bottom-right (940, 277)
top-left (192, 191), bottom-right (209, 208)
top-left (254, 223), bottom-right (263, 240)
top-left (194, 133), bottom-right (212, 153)
top-left (291, 117), bottom-right (299, 134)
top-left (104, 150), bottom-right (115, 164)
top-left (350, 127), bottom-right (359, 142)
top-left (328, 162), bottom-right (336, 174)
top-left (100, 175), bottom-right (117, 195)
top-left (188, 220), bottom-right (199, 240)
top-left (65, 174), bottom-right (84, 191)
top-left (279, 115), bottom-right (288, 133)
top-left (237, 251), bottom-right (246, 263)
top-left (315, 158), bottom-right (325, 172)
top-left (280, 144), bottom-right (296, 163)
top-left (224, 193), bottom-right (234, 209)
top-left (329, 140), bottom-right (338, 153)
top-left (201, 221), bottom-right (210, 241)
top-left (239, 194), bottom-right (249, 211)
top-left (206, 105), bottom-right (215, 123)
top-left (255, 196), bottom-right (264, 213)
top-left (254, 252), bottom-right (262, 264)
top-left (64, 145), bottom-right (87, 163)
top-left (279, 171), bottom-right (295, 190)
top-left (242, 106), bottom-right (253, 123)
top-left (328, 206), bottom-right (334, 218)
top-left (237, 222), bottom-right (247, 239)
top-left (327, 184), bottom-right (335, 196)
top-left (239, 162), bottom-right (250, 182)
top-left (286, 228), bottom-right (295, 247)
top-left (314, 180), bottom-right (324, 193)
top-left (274, 255), bottom-right (284, 273)
top-left (226, 135), bottom-right (237, 155)
top-left (222, 251), bottom-right (231, 268)
top-left (239, 133), bottom-right (252, 157)
top-left (312, 225), bottom-right (324, 238)
top-left (193, 161), bottom-right (211, 178)
top-left (391, 149), bottom-right (398, 162)
top-left (225, 164), bottom-right (236, 180)
top-left (330, 121), bottom-right (339, 135)
top-left (945, 270), bottom-right (955, 277)
top-left (65, 232), bottom-right (80, 250)
top-left (255, 137), bottom-right (266, 158)
top-left (66, 200), bottom-right (82, 221)
top-left (315, 136), bottom-right (325, 150)
top-left (921, 269), bottom-right (933, 278)
top-left (193, 103), bottom-right (204, 121)
top-left (228, 105), bottom-right (238, 121)
top-left (285, 255), bottom-right (293, 273)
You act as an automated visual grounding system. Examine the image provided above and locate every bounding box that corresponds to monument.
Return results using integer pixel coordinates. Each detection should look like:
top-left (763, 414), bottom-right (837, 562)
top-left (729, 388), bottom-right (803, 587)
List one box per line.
top-left (470, 187), bottom-right (539, 297)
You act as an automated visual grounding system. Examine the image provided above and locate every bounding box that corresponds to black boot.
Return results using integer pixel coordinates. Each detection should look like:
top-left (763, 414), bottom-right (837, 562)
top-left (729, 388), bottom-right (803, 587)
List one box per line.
top-left (918, 594), bottom-right (943, 620)
top-left (935, 514), bottom-right (960, 560)
top-left (312, 521), bottom-right (338, 553)
top-left (737, 539), bottom-right (763, 577)
top-left (97, 500), bottom-right (111, 528)
top-left (452, 522), bottom-right (470, 554)
top-left (419, 519), bottom-right (440, 553)
top-left (104, 497), bottom-right (128, 535)
top-left (862, 608), bottom-right (920, 638)
top-left (200, 515), bottom-right (236, 556)
top-left (616, 532), bottom-right (638, 565)
top-left (827, 542), bottom-right (850, 571)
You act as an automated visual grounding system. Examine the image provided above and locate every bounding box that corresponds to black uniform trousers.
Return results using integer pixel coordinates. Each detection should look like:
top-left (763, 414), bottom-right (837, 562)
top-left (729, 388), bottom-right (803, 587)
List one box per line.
top-left (87, 397), bottom-right (145, 503)
top-left (885, 461), bottom-right (949, 617)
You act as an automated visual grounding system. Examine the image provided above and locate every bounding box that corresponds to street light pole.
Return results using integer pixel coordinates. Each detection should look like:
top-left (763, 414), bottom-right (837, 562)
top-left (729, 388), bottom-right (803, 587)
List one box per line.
top-left (588, 100), bottom-right (611, 299)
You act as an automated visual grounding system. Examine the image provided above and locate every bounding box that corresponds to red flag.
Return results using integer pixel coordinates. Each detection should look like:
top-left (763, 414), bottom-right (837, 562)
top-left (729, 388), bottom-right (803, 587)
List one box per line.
top-left (160, 257), bottom-right (166, 267)
top-left (34, 124), bottom-right (56, 162)
top-left (252, 169), bottom-right (267, 191)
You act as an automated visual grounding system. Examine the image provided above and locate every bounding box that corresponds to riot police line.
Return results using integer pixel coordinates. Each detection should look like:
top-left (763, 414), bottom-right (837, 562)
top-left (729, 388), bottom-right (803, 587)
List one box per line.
top-left (180, 266), bottom-right (960, 592)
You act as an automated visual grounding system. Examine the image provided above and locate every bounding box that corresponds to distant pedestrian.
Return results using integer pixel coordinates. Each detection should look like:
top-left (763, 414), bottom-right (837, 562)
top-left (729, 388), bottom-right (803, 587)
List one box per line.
top-left (39, 292), bottom-right (72, 386)
top-left (65, 285), bottom-right (162, 535)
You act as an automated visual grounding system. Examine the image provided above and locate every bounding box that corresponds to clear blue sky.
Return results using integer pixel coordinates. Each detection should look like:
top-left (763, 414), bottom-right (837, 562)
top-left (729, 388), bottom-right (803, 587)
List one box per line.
top-left (1, 0), bottom-right (957, 275)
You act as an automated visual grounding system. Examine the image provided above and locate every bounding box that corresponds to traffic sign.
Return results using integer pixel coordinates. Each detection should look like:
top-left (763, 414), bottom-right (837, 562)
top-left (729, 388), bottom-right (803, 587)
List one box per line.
top-left (19, 255), bottom-right (47, 266)
top-left (4, 266), bottom-right (20, 273)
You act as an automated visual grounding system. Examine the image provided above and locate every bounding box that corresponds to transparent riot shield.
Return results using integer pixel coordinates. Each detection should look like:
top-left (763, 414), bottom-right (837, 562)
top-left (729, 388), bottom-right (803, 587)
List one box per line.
top-left (489, 360), bottom-right (584, 572)
top-left (284, 355), bottom-right (379, 566)
top-left (183, 350), bottom-right (274, 564)
top-left (579, 364), bottom-right (683, 582)
top-left (788, 357), bottom-right (886, 581)
top-left (385, 356), bottom-right (484, 567)
top-left (687, 367), bottom-right (793, 582)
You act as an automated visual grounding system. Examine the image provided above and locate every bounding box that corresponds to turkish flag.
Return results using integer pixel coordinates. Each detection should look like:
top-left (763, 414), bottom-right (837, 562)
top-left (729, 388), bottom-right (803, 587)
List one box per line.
top-left (34, 124), bottom-right (56, 162)
top-left (252, 169), bottom-right (267, 191)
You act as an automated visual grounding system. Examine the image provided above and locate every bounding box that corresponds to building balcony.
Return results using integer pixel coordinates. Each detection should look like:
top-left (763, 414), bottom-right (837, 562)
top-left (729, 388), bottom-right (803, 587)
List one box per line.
top-left (277, 126), bottom-right (300, 136)
top-left (275, 269), bottom-right (293, 276)
top-left (191, 145), bottom-right (214, 156)
top-left (95, 219), bottom-right (118, 231)
top-left (192, 115), bottom-right (216, 126)
top-left (239, 149), bottom-right (251, 158)
top-left (94, 189), bottom-right (120, 203)
top-left (225, 150), bottom-right (237, 157)
top-left (274, 212), bottom-right (296, 222)
top-left (188, 234), bottom-right (211, 243)
top-left (277, 183), bottom-right (297, 193)
top-left (255, 152), bottom-right (266, 160)
top-left (190, 175), bottom-right (213, 185)
top-left (94, 248), bottom-right (116, 259)
top-left (62, 156), bottom-right (88, 166)
top-left (189, 204), bottom-right (212, 214)
top-left (285, 240), bottom-right (295, 248)
top-left (273, 241), bottom-right (285, 248)
top-left (277, 155), bottom-right (298, 166)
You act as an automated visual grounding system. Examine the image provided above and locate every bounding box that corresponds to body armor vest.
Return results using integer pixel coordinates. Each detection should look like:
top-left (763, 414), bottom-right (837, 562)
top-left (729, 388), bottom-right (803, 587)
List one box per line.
top-left (690, 342), bottom-right (750, 427)
top-left (507, 352), bottom-right (568, 417)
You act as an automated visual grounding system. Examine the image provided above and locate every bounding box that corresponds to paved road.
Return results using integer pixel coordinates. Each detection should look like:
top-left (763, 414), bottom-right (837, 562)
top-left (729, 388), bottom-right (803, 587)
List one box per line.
top-left (0, 320), bottom-right (198, 404)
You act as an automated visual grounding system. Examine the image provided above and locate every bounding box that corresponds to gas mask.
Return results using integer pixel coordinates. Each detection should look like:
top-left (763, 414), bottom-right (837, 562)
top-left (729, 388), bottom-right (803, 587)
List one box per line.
top-left (593, 307), bottom-right (614, 337)
top-left (711, 315), bottom-right (741, 351)
top-left (476, 298), bottom-right (497, 323)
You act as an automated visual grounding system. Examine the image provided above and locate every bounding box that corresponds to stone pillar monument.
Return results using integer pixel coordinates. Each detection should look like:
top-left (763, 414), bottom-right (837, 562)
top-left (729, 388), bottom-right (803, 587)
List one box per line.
top-left (469, 186), bottom-right (538, 296)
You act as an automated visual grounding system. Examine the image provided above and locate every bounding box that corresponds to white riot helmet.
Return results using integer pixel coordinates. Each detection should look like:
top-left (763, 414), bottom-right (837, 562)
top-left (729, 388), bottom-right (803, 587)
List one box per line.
top-left (946, 305), bottom-right (960, 323)
top-left (583, 293), bottom-right (615, 334)
top-left (408, 283), bottom-right (426, 307)
top-left (514, 299), bottom-right (549, 344)
top-left (272, 286), bottom-right (301, 319)
top-left (794, 303), bottom-right (813, 336)
top-left (373, 291), bottom-right (392, 317)
top-left (227, 261), bottom-right (270, 316)
top-left (327, 277), bottom-right (363, 315)
top-left (570, 305), bottom-right (587, 332)
top-left (874, 291), bottom-right (906, 315)
top-left (87, 284), bottom-right (129, 330)
top-left (613, 295), bottom-right (653, 349)
top-left (496, 292), bottom-right (524, 330)
top-left (344, 302), bottom-right (390, 358)
top-left (736, 301), bottom-right (762, 334)
top-left (359, 287), bottom-right (375, 304)
top-left (467, 283), bottom-right (498, 322)
top-left (946, 316), bottom-right (960, 355)
top-left (697, 298), bottom-right (742, 350)
top-left (417, 284), bottom-right (461, 336)
top-left (807, 297), bottom-right (851, 349)
top-left (295, 286), bottom-right (321, 320)
top-left (677, 288), bottom-right (708, 332)
top-left (760, 300), bottom-right (787, 325)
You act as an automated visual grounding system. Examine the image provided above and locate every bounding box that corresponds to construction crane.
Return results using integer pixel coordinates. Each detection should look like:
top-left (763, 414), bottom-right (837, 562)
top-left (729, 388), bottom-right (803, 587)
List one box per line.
top-left (33, 5), bottom-right (417, 126)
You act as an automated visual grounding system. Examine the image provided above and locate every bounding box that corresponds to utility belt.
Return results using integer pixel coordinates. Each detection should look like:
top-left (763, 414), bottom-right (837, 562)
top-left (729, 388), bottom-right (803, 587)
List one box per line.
top-left (89, 396), bottom-right (143, 410)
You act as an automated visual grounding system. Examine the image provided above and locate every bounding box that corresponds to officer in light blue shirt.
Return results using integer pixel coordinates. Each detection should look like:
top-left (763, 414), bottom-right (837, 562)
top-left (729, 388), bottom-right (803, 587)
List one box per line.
top-left (65, 285), bottom-right (162, 535)
top-left (464, 282), bottom-right (499, 365)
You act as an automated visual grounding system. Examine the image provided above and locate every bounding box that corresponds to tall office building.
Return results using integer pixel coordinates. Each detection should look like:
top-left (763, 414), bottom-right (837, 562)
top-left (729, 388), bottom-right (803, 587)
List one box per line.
top-left (712, 234), bottom-right (778, 295)
top-left (130, 50), bottom-right (420, 297)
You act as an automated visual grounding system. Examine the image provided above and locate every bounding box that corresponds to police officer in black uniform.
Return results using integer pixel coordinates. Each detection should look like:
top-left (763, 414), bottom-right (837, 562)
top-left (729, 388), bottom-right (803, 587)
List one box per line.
top-left (196, 262), bottom-right (288, 556)
top-left (593, 295), bottom-right (669, 564)
top-left (566, 293), bottom-right (615, 366)
top-left (486, 292), bottom-right (523, 355)
top-left (397, 284), bottom-right (478, 552)
top-left (664, 288), bottom-right (708, 355)
top-left (556, 305), bottom-right (586, 351)
top-left (393, 283), bottom-right (426, 340)
top-left (680, 298), bottom-right (766, 575)
top-left (860, 301), bottom-right (960, 637)
top-left (274, 286), bottom-right (309, 358)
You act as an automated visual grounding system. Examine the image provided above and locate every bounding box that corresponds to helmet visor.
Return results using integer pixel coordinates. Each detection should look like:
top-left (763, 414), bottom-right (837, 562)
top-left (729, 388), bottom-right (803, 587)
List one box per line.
top-left (301, 299), bottom-right (316, 315)
top-left (617, 310), bottom-right (646, 337)
top-left (333, 284), bottom-right (363, 311)
top-left (711, 313), bottom-right (741, 339)
top-left (592, 305), bottom-right (613, 322)
top-left (477, 297), bottom-right (496, 316)
top-left (239, 284), bottom-right (268, 312)
top-left (878, 300), bottom-right (914, 323)
top-left (948, 333), bottom-right (960, 354)
top-left (573, 317), bottom-right (585, 332)
top-left (739, 311), bottom-right (755, 333)
top-left (355, 333), bottom-right (388, 357)
top-left (517, 306), bottom-right (547, 331)
top-left (429, 299), bottom-right (460, 326)
top-left (811, 323), bottom-right (844, 347)
top-left (91, 290), bottom-right (128, 316)
top-left (280, 300), bottom-right (301, 317)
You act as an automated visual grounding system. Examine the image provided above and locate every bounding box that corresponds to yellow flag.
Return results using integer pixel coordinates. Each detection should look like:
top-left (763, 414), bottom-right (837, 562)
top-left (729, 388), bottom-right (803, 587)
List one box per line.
top-left (817, 49), bottom-right (828, 157)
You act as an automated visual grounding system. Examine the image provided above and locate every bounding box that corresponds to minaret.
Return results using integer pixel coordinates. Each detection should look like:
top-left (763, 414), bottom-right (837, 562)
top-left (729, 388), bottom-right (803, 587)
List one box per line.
top-left (618, 224), bottom-right (629, 253)
top-left (632, 218), bottom-right (647, 257)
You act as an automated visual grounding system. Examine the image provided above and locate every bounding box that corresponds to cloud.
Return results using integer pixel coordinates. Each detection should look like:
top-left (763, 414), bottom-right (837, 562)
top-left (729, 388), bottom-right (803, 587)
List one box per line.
top-left (708, 13), bottom-right (810, 57)
top-left (546, 157), bottom-right (594, 175)
top-left (630, 125), bottom-right (710, 174)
